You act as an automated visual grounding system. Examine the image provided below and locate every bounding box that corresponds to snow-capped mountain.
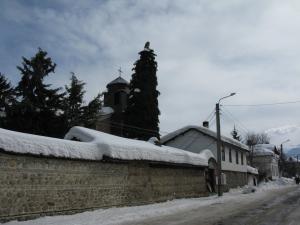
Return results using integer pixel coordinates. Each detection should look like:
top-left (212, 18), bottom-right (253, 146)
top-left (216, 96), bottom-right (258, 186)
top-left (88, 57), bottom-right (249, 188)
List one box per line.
top-left (265, 125), bottom-right (300, 153)
top-left (286, 147), bottom-right (300, 158)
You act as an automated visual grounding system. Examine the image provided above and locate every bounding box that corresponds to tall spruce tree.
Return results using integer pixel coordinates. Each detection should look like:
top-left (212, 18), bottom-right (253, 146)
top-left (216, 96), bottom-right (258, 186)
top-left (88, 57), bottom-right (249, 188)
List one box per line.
top-left (64, 72), bottom-right (86, 129)
top-left (0, 73), bottom-right (14, 127)
top-left (8, 48), bottom-right (65, 137)
top-left (125, 42), bottom-right (160, 140)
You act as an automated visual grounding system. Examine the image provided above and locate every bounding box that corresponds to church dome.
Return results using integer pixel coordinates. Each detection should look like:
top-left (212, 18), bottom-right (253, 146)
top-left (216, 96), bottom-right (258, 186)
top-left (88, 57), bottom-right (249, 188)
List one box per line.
top-left (106, 77), bottom-right (129, 88)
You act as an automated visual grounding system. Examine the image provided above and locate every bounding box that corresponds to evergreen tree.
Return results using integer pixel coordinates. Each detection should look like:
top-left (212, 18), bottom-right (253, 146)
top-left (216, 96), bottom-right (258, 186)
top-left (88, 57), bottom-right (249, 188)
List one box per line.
top-left (64, 72), bottom-right (86, 129)
top-left (0, 73), bottom-right (14, 127)
top-left (82, 93), bottom-right (102, 128)
top-left (125, 42), bottom-right (160, 140)
top-left (231, 125), bottom-right (241, 141)
top-left (7, 48), bottom-right (65, 137)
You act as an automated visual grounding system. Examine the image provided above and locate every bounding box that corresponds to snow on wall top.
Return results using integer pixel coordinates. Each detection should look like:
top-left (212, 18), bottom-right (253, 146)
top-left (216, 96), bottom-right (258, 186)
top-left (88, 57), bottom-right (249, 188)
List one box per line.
top-left (161, 125), bottom-right (249, 151)
top-left (255, 144), bottom-right (276, 150)
top-left (0, 128), bottom-right (99, 160)
top-left (253, 145), bottom-right (276, 156)
top-left (64, 127), bottom-right (208, 166)
top-left (0, 127), bottom-right (208, 166)
top-left (99, 107), bottom-right (114, 116)
top-left (247, 165), bottom-right (259, 175)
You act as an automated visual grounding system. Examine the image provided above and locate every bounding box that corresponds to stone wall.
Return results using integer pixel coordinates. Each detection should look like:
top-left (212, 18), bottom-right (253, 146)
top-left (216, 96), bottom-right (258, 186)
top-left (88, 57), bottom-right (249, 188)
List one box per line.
top-left (222, 170), bottom-right (248, 191)
top-left (0, 151), bottom-right (207, 222)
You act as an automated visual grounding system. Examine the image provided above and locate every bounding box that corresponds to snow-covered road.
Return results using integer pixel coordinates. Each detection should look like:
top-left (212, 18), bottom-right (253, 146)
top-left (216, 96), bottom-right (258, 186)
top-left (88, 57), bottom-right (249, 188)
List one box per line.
top-left (130, 186), bottom-right (299, 225)
top-left (3, 179), bottom-right (297, 225)
top-left (219, 187), bottom-right (300, 225)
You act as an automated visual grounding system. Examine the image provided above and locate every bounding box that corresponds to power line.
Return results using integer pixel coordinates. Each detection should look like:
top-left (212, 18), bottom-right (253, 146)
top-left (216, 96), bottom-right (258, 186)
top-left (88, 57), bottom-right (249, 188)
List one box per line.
top-left (221, 108), bottom-right (250, 134)
top-left (223, 99), bottom-right (300, 107)
top-left (98, 120), bottom-right (221, 144)
top-left (97, 120), bottom-right (169, 136)
top-left (208, 113), bottom-right (216, 123)
top-left (222, 115), bottom-right (248, 138)
top-left (220, 110), bottom-right (249, 139)
top-left (204, 108), bottom-right (215, 122)
top-left (210, 116), bottom-right (216, 128)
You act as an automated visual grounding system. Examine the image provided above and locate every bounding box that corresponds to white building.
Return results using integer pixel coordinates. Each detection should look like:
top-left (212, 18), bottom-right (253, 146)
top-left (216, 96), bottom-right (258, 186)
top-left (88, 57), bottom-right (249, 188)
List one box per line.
top-left (252, 144), bottom-right (279, 180)
top-left (161, 125), bottom-right (257, 191)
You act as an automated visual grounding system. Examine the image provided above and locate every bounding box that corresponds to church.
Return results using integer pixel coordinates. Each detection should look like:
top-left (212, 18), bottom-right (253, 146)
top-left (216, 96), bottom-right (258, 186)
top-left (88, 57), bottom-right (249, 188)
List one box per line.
top-left (95, 42), bottom-right (159, 140)
top-left (95, 70), bottom-right (130, 137)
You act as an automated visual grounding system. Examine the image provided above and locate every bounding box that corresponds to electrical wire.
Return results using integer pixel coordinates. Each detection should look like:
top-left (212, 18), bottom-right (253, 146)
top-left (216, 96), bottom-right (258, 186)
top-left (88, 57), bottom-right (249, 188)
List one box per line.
top-left (113, 121), bottom-right (169, 134)
top-left (223, 99), bottom-right (300, 107)
top-left (221, 108), bottom-right (250, 135)
top-left (97, 120), bottom-right (169, 136)
top-left (204, 108), bottom-right (215, 122)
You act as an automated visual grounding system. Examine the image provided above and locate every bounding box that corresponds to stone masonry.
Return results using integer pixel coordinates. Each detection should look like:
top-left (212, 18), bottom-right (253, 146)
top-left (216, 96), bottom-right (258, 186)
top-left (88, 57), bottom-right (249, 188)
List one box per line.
top-left (223, 170), bottom-right (248, 191)
top-left (0, 151), bottom-right (207, 222)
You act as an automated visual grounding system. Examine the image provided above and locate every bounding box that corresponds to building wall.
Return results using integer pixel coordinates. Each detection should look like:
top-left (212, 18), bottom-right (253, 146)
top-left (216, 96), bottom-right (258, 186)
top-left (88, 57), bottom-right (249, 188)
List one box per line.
top-left (247, 173), bottom-right (258, 186)
top-left (104, 84), bottom-right (129, 114)
top-left (102, 83), bottom-right (129, 137)
top-left (222, 170), bottom-right (248, 191)
top-left (0, 151), bottom-right (207, 222)
top-left (164, 129), bottom-right (248, 173)
top-left (252, 155), bottom-right (279, 180)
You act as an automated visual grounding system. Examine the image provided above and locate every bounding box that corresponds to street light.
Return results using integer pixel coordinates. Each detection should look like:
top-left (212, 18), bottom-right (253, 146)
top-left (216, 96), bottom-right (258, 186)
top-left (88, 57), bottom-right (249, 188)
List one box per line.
top-left (279, 139), bottom-right (290, 177)
top-left (216, 92), bottom-right (236, 197)
top-left (280, 139), bottom-right (290, 155)
top-left (280, 139), bottom-right (290, 146)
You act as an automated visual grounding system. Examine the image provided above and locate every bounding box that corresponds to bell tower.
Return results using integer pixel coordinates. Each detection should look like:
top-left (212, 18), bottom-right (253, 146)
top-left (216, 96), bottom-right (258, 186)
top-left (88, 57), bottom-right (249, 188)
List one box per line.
top-left (102, 68), bottom-right (130, 136)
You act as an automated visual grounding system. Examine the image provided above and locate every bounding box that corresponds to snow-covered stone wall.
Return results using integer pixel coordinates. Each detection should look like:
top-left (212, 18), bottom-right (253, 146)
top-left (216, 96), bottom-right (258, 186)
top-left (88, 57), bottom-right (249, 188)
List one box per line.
top-left (0, 127), bottom-right (208, 167)
top-left (0, 151), bottom-right (207, 222)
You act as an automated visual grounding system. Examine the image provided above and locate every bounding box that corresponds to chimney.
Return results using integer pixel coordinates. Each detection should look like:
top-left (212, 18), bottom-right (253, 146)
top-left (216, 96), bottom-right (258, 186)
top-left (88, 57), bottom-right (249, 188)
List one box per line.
top-left (203, 121), bottom-right (209, 128)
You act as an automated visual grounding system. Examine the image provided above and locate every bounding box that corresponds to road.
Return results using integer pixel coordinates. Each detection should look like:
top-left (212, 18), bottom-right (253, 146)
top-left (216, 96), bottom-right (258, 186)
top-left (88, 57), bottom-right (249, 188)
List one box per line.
top-left (128, 186), bottom-right (300, 225)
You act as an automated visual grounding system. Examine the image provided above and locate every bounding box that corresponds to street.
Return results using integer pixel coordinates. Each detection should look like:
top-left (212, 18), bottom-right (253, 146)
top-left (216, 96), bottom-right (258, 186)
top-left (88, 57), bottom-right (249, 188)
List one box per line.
top-left (127, 186), bottom-right (300, 225)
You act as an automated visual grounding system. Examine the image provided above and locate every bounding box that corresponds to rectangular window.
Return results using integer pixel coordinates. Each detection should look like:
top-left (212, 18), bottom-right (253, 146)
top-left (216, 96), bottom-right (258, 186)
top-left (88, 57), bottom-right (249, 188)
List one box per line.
top-left (222, 145), bottom-right (225, 161)
top-left (229, 148), bottom-right (232, 163)
top-left (241, 152), bottom-right (244, 165)
top-left (236, 150), bottom-right (239, 164)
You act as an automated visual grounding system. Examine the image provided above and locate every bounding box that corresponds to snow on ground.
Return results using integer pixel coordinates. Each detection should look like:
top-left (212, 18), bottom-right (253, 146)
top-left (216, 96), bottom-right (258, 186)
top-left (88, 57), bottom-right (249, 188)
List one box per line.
top-left (0, 127), bottom-right (209, 166)
top-left (4, 178), bottom-right (296, 225)
top-left (257, 177), bottom-right (295, 191)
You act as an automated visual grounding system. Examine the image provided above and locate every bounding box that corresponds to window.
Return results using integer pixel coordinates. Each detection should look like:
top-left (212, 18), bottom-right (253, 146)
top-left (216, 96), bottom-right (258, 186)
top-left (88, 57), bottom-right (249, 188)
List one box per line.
top-left (229, 148), bottom-right (232, 163)
top-left (236, 150), bottom-right (239, 164)
top-left (241, 152), bottom-right (244, 165)
top-left (222, 145), bottom-right (225, 161)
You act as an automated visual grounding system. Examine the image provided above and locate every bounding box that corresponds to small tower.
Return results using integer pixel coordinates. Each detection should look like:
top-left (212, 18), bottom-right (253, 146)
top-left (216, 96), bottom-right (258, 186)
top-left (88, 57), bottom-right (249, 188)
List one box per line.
top-left (98, 68), bottom-right (129, 136)
top-left (104, 75), bottom-right (129, 113)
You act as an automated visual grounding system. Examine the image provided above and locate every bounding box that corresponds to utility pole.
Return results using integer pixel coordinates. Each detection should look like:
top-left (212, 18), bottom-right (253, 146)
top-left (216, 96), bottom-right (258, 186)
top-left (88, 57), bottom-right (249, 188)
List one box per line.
top-left (279, 139), bottom-right (290, 177)
top-left (216, 102), bottom-right (222, 197)
top-left (216, 92), bottom-right (236, 197)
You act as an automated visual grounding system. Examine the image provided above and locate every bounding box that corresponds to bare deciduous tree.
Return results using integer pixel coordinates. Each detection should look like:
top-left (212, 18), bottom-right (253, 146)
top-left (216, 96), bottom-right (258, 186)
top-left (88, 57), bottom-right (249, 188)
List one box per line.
top-left (244, 132), bottom-right (270, 165)
top-left (244, 132), bottom-right (270, 146)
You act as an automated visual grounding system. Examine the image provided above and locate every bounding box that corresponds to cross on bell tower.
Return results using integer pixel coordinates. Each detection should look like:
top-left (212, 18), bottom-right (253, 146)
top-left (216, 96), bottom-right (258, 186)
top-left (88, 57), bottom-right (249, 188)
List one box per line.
top-left (118, 67), bottom-right (123, 77)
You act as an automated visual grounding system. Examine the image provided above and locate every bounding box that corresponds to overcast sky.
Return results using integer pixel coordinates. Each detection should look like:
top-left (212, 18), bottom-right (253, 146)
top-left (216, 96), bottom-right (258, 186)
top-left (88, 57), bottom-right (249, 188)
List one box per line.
top-left (1, 0), bottom-right (300, 146)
